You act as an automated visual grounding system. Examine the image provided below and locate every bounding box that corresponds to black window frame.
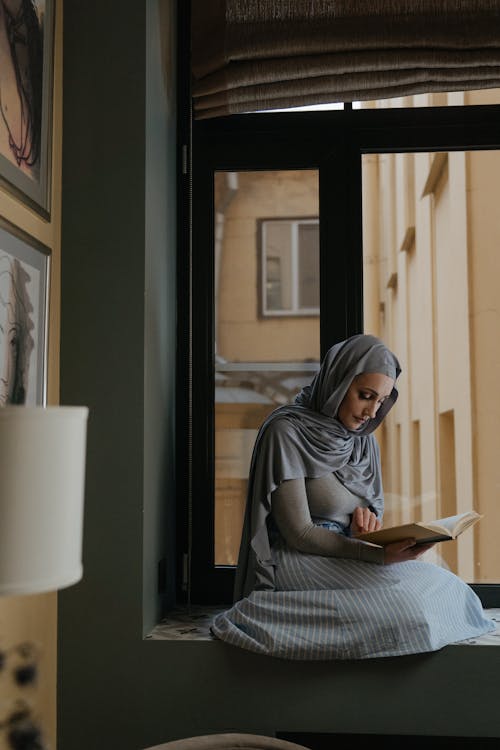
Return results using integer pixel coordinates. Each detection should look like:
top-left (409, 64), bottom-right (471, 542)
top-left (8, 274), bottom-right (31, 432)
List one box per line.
top-left (177, 102), bottom-right (500, 607)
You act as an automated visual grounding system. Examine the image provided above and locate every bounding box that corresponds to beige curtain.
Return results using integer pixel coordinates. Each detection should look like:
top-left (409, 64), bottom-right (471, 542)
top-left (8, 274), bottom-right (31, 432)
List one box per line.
top-left (191, 1), bottom-right (500, 119)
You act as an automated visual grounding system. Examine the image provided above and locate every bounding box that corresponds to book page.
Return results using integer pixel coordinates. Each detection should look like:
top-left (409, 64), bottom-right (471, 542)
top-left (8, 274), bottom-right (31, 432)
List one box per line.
top-left (423, 510), bottom-right (481, 537)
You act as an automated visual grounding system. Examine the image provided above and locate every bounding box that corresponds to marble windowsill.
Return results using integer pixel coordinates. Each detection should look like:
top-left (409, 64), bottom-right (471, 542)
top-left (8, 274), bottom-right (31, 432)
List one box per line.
top-left (145, 604), bottom-right (223, 641)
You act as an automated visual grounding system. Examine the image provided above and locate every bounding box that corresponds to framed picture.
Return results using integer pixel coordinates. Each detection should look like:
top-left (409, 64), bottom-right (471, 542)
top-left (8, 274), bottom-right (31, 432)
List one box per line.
top-left (0, 0), bottom-right (55, 218)
top-left (0, 216), bottom-right (50, 405)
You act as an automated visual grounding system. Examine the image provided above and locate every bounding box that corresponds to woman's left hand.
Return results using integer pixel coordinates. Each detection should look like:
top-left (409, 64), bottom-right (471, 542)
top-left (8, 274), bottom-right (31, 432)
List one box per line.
top-left (351, 506), bottom-right (381, 535)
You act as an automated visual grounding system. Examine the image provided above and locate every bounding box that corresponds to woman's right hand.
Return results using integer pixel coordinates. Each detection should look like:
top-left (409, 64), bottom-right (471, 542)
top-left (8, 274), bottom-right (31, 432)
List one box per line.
top-left (383, 538), bottom-right (436, 564)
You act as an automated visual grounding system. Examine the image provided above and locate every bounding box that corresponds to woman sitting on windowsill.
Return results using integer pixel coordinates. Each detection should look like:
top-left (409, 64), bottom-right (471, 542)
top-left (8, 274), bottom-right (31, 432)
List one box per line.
top-left (211, 334), bottom-right (495, 660)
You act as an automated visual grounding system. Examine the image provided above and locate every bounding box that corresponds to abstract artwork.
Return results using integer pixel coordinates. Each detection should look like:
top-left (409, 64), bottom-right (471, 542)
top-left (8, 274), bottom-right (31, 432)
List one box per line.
top-left (0, 218), bottom-right (49, 405)
top-left (0, 0), bottom-right (54, 216)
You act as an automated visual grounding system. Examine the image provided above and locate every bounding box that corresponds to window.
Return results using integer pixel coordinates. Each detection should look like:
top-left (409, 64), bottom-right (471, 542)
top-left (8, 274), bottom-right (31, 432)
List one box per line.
top-left (181, 98), bottom-right (500, 606)
top-left (260, 218), bottom-right (319, 316)
top-left (213, 170), bottom-right (320, 572)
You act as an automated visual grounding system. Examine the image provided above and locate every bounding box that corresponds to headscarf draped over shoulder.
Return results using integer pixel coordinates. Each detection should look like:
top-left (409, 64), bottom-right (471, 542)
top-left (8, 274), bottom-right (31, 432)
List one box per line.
top-left (233, 334), bottom-right (401, 600)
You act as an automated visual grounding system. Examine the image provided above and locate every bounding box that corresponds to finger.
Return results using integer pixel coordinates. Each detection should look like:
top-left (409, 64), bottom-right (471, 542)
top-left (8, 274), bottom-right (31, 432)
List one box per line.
top-left (365, 509), bottom-right (376, 529)
top-left (354, 507), bottom-right (363, 526)
top-left (357, 508), bottom-right (369, 531)
top-left (396, 538), bottom-right (416, 552)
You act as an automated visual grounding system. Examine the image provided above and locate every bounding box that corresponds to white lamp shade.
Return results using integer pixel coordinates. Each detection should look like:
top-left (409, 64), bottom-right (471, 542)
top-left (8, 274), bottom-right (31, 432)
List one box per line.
top-left (0, 406), bottom-right (88, 595)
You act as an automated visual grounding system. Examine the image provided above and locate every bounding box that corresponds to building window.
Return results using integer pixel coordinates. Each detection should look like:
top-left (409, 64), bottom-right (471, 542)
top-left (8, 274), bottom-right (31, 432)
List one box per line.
top-left (260, 218), bottom-right (319, 316)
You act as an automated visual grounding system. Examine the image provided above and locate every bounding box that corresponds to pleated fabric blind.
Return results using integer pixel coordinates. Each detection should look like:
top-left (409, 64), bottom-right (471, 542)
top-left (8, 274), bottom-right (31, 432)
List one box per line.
top-left (191, 0), bottom-right (500, 119)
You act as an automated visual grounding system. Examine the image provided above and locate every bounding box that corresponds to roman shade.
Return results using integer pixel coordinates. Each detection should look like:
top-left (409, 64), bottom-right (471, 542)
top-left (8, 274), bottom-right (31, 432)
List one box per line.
top-left (191, 1), bottom-right (500, 119)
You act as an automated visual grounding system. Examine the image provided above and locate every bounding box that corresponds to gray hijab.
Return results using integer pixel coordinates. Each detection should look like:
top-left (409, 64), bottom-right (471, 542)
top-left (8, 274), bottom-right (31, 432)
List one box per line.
top-left (233, 334), bottom-right (401, 601)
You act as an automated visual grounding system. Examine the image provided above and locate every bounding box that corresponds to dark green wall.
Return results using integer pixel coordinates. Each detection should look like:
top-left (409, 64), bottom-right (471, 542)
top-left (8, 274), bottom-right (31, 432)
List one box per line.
top-left (59, 2), bottom-right (500, 749)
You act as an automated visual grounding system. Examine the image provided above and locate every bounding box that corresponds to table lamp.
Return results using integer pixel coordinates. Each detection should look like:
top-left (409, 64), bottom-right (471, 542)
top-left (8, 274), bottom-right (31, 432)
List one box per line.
top-left (0, 405), bottom-right (89, 749)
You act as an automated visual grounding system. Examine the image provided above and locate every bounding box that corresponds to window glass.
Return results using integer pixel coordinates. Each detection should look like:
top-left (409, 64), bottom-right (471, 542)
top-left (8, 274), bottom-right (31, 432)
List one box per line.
top-left (362, 148), bottom-right (500, 583)
top-left (214, 170), bottom-right (321, 565)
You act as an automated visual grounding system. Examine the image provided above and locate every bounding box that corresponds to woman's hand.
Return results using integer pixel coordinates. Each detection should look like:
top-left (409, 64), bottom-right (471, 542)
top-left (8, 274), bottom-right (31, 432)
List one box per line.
top-left (351, 506), bottom-right (381, 535)
top-left (383, 538), bottom-right (436, 564)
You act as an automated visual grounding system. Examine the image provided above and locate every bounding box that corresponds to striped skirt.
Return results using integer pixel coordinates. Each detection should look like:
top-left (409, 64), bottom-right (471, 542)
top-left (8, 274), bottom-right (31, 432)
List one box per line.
top-left (211, 539), bottom-right (495, 660)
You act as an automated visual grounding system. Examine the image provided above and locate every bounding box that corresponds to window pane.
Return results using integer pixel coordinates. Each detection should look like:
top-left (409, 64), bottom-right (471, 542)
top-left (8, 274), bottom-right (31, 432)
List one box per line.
top-left (214, 170), bottom-right (320, 565)
top-left (298, 222), bottom-right (319, 309)
top-left (362, 148), bottom-right (500, 583)
top-left (264, 221), bottom-right (292, 312)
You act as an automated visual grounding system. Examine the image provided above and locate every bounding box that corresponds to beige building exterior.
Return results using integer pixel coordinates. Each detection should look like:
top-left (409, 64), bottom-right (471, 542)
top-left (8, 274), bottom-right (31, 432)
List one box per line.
top-left (362, 88), bottom-right (500, 583)
top-left (215, 169), bottom-right (320, 363)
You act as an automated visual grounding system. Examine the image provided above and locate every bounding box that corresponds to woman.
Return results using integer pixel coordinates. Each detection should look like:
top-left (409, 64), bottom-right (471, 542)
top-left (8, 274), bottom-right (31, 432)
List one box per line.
top-left (211, 334), bottom-right (495, 659)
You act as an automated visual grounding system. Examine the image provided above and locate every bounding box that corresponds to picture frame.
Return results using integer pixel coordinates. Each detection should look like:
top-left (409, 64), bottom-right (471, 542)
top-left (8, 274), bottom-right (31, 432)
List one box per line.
top-left (0, 216), bottom-right (50, 405)
top-left (0, 0), bottom-right (55, 218)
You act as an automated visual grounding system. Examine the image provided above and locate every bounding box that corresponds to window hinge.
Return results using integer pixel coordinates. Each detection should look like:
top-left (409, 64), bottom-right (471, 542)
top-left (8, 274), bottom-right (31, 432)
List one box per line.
top-left (182, 552), bottom-right (189, 590)
top-left (181, 144), bottom-right (189, 175)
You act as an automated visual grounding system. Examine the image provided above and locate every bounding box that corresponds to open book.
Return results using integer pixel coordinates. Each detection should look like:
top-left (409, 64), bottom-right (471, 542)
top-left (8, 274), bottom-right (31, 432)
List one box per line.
top-left (356, 510), bottom-right (482, 546)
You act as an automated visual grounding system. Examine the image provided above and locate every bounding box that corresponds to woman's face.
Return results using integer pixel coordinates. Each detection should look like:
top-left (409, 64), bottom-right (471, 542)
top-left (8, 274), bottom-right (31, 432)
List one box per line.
top-left (337, 372), bottom-right (394, 430)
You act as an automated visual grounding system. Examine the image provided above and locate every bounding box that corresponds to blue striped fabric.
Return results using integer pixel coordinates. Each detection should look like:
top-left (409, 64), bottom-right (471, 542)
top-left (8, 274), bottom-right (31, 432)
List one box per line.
top-left (211, 541), bottom-right (495, 660)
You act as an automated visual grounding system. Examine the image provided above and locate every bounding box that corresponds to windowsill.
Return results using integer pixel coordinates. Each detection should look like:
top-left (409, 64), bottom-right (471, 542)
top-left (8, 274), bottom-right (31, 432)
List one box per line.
top-left (145, 604), bottom-right (224, 641)
top-left (146, 605), bottom-right (500, 644)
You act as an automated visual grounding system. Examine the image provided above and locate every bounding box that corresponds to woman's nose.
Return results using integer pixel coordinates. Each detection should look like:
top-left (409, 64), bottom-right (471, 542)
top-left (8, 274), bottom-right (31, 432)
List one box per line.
top-left (366, 402), bottom-right (379, 418)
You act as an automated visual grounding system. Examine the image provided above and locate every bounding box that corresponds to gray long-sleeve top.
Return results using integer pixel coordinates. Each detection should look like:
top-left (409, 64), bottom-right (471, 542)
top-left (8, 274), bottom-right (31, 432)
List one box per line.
top-left (271, 472), bottom-right (384, 564)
